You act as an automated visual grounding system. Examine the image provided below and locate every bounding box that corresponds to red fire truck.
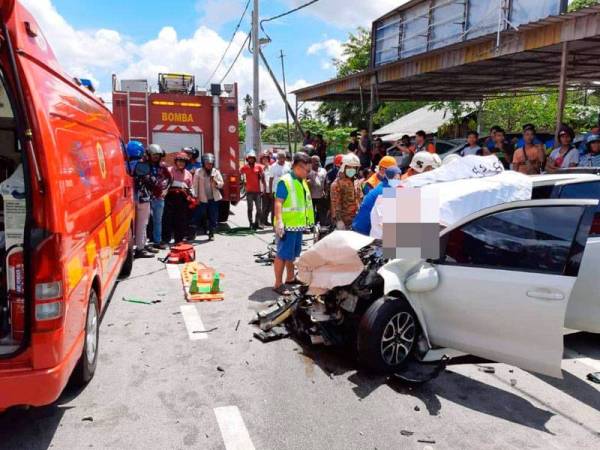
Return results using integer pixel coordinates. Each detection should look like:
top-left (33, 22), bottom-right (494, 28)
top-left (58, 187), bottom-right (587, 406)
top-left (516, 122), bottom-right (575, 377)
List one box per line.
top-left (112, 73), bottom-right (240, 221)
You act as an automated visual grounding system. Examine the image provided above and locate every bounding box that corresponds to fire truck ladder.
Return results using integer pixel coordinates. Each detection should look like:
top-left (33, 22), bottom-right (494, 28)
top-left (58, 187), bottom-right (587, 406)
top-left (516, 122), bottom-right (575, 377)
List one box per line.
top-left (127, 90), bottom-right (149, 144)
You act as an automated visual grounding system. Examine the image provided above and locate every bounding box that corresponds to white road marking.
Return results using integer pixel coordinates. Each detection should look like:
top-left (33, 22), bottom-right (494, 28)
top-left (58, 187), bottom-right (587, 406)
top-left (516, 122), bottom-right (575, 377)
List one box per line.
top-left (214, 406), bottom-right (255, 450)
top-left (564, 348), bottom-right (600, 372)
top-left (180, 305), bottom-right (208, 340)
top-left (166, 263), bottom-right (181, 279)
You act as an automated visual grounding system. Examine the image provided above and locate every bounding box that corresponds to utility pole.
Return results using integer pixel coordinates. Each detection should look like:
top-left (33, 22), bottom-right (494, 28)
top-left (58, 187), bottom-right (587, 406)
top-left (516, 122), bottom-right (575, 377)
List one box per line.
top-left (252, 0), bottom-right (261, 154)
top-left (279, 50), bottom-right (292, 152)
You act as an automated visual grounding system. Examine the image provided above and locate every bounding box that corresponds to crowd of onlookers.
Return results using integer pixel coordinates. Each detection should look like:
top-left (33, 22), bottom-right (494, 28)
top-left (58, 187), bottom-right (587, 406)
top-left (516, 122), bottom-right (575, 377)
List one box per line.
top-left (257, 121), bottom-right (600, 236)
top-left (125, 119), bottom-right (600, 259)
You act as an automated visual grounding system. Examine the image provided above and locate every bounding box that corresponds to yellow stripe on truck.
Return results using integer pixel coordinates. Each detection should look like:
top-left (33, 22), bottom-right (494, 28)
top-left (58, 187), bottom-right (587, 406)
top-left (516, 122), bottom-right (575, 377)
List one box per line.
top-left (66, 256), bottom-right (84, 290)
top-left (103, 195), bottom-right (115, 247)
top-left (85, 240), bottom-right (97, 268)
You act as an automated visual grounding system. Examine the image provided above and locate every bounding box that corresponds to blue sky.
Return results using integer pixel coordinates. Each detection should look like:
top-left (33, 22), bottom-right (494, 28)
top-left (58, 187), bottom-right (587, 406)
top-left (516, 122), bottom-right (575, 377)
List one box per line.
top-left (22, 0), bottom-right (403, 121)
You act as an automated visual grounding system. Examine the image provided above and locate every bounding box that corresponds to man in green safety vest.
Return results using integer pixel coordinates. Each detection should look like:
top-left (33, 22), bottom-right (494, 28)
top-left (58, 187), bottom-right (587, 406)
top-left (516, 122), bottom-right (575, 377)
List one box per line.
top-left (273, 152), bottom-right (314, 295)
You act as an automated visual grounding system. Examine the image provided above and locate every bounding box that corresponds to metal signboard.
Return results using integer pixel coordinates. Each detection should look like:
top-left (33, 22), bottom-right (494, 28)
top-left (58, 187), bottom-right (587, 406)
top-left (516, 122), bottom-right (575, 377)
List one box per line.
top-left (373, 0), bottom-right (567, 66)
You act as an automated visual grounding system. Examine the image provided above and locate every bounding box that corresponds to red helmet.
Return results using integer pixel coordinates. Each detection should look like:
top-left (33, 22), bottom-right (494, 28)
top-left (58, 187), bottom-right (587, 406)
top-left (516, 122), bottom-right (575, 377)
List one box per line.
top-left (174, 152), bottom-right (190, 162)
top-left (334, 154), bottom-right (344, 167)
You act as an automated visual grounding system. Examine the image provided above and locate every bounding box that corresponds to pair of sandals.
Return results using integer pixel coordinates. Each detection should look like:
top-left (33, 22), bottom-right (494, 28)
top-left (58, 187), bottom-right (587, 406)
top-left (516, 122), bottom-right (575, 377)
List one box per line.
top-left (273, 278), bottom-right (302, 296)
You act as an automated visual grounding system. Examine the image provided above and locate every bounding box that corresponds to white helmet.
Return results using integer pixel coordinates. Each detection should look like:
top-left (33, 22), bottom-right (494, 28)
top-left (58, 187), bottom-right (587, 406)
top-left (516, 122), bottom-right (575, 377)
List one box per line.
top-left (442, 153), bottom-right (461, 166)
top-left (410, 152), bottom-right (440, 173)
top-left (147, 144), bottom-right (165, 157)
top-left (340, 153), bottom-right (360, 172)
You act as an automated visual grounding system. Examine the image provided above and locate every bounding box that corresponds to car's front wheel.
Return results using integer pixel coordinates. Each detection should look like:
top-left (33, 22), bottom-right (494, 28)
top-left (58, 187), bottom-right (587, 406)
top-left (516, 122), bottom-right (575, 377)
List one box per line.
top-left (357, 296), bottom-right (419, 374)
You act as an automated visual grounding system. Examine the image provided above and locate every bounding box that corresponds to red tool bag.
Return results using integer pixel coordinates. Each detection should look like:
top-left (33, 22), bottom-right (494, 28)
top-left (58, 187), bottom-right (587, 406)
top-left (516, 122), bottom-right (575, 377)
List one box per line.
top-left (165, 244), bottom-right (196, 264)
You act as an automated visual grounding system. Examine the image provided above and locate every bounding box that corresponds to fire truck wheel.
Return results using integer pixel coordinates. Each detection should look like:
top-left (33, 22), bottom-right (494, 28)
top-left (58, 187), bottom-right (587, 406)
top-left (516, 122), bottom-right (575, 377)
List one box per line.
top-left (218, 201), bottom-right (231, 223)
top-left (119, 228), bottom-right (134, 278)
top-left (72, 289), bottom-right (99, 386)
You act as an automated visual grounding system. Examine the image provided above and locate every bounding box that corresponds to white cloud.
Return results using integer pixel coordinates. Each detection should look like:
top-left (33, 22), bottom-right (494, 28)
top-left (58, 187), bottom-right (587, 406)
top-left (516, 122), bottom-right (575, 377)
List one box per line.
top-left (283, 0), bottom-right (407, 28)
top-left (195, 0), bottom-right (249, 30)
top-left (307, 38), bottom-right (344, 71)
top-left (307, 39), bottom-right (344, 59)
top-left (19, 0), bottom-right (300, 123)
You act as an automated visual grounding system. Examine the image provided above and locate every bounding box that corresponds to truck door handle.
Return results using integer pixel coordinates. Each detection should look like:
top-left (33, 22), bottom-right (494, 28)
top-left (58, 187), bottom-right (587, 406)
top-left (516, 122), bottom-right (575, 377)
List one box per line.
top-left (526, 289), bottom-right (565, 301)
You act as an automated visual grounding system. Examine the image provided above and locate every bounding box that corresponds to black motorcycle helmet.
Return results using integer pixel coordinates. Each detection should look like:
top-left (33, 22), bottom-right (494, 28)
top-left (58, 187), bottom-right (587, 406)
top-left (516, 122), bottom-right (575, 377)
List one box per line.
top-left (182, 147), bottom-right (200, 161)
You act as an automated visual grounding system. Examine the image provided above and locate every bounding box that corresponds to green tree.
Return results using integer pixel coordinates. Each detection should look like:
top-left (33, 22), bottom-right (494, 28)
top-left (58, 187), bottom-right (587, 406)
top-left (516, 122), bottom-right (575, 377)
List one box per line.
top-left (242, 94), bottom-right (266, 119)
top-left (334, 27), bottom-right (371, 77)
top-left (238, 120), bottom-right (246, 142)
top-left (262, 123), bottom-right (291, 143)
top-left (316, 27), bottom-right (422, 129)
top-left (569, 0), bottom-right (599, 12)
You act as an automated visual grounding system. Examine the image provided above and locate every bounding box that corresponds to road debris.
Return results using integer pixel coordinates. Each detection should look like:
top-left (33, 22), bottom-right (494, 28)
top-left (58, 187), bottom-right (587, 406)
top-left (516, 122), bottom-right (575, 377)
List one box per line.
top-left (254, 327), bottom-right (290, 343)
top-left (217, 366), bottom-right (225, 372)
top-left (414, 406), bottom-right (421, 412)
top-left (587, 372), bottom-right (600, 384)
top-left (400, 430), bottom-right (414, 437)
top-left (510, 379), bottom-right (517, 387)
top-left (235, 320), bottom-right (240, 331)
top-left (193, 327), bottom-right (218, 334)
top-left (479, 366), bottom-right (496, 374)
top-left (81, 416), bottom-right (93, 422)
top-left (418, 439), bottom-right (436, 444)
top-left (122, 297), bottom-right (161, 305)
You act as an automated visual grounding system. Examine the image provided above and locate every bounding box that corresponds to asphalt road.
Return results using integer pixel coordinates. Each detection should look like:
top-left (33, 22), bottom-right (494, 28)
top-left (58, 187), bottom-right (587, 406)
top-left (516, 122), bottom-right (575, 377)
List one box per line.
top-left (1, 202), bottom-right (600, 450)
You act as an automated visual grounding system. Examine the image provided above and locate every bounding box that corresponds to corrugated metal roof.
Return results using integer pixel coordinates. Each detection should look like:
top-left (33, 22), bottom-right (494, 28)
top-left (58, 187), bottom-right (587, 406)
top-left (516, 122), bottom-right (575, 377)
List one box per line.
top-left (373, 104), bottom-right (474, 138)
top-left (294, 5), bottom-right (600, 102)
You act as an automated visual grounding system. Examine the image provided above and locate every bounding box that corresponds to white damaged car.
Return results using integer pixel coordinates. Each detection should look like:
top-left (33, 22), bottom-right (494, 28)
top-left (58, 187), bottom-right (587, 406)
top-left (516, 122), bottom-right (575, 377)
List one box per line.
top-left (283, 174), bottom-right (600, 379)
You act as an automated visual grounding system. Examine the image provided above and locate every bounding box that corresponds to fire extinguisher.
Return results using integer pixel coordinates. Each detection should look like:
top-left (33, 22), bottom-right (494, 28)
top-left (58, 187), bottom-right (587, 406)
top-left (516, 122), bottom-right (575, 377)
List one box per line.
top-left (7, 245), bottom-right (24, 341)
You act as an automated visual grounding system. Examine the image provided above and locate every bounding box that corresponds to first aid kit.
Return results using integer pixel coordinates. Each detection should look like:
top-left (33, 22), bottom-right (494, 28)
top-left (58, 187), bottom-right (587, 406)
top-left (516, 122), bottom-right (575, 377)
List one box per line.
top-left (164, 244), bottom-right (196, 264)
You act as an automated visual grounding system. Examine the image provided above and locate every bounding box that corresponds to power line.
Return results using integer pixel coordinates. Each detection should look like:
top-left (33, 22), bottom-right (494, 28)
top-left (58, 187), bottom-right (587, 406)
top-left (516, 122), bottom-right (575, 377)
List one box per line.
top-left (219, 33), bottom-right (251, 84)
top-left (203, 0), bottom-right (251, 87)
top-left (260, 0), bottom-right (320, 41)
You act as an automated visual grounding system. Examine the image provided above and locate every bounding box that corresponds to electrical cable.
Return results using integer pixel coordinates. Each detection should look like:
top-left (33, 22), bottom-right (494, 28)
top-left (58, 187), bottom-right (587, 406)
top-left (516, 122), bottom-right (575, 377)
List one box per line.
top-left (218, 33), bottom-right (251, 84)
top-left (203, 0), bottom-right (251, 87)
top-left (260, 0), bottom-right (320, 42)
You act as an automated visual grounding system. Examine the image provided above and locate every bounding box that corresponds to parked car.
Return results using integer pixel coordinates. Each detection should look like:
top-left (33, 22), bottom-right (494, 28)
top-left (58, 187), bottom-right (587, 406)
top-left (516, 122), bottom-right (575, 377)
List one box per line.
top-left (0, 0), bottom-right (134, 411)
top-left (278, 174), bottom-right (600, 378)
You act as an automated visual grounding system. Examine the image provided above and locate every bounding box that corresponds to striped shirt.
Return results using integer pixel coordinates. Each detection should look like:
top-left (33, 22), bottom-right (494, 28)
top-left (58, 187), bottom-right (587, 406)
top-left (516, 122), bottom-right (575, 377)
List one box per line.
top-left (578, 153), bottom-right (600, 167)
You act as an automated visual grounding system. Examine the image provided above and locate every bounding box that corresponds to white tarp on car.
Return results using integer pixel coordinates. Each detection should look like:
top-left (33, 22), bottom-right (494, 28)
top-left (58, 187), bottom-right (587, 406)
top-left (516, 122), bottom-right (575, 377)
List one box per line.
top-left (370, 156), bottom-right (533, 236)
top-left (419, 171), bottom-right (533, 227)
top-left (297, 231), bottom-right (374, 295)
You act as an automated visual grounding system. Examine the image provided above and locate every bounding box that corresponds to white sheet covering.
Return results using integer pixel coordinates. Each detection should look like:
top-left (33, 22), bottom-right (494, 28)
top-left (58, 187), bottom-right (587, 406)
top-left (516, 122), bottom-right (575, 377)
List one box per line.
top-left (370, 158), bottom-right (533, 236)
top-left (419, 170), bottom-right (533, 226)
top-left (297, 231), bottom-right (374, 295)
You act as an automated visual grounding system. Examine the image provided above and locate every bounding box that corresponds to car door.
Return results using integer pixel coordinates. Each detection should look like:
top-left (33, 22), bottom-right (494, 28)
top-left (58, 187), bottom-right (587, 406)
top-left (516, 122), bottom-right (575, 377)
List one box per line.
top-left (416, 199), bottom-right (597, 378)
top-left (553, 180), bottom-right (600, 333)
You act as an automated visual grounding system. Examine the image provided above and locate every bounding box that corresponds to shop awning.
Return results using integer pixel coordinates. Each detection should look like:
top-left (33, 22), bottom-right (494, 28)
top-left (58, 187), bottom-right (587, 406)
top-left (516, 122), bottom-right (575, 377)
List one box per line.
top-left (293, 5), bottom-right (600, 102)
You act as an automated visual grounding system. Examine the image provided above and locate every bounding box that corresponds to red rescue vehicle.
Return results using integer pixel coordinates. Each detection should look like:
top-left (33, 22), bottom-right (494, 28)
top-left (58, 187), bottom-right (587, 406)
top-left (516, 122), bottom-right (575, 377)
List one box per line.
top-left (0, 0), bottom-right (135, 410)
top-left (112, 74), bottom-right (241, 221)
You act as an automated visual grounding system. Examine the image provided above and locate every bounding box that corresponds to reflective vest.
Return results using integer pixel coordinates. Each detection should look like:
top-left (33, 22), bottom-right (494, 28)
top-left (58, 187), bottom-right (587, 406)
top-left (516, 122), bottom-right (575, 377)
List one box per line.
top-left (279, 173), bottom-right (314, 230)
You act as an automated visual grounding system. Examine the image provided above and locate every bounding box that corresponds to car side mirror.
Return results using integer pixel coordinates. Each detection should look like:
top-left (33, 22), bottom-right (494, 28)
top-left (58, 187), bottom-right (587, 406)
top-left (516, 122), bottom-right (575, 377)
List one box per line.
top-left (134, 162), bottom-right (150, 177)
top-left (405, 265), bottom-right (439, 293)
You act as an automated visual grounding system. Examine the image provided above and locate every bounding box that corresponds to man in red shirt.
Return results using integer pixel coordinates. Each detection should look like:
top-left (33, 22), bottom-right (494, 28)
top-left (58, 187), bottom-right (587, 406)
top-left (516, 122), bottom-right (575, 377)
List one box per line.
top-left (241, 151), bottom-right (265, 229)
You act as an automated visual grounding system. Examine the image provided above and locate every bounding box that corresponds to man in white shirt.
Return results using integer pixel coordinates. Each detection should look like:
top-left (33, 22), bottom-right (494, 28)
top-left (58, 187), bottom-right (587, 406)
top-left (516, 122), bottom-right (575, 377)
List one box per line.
top-left (307, 155), bottom-right (329, 225)
top-left (269, 150), bottom-right (291, 194)
top-left (259, 151), bottom-right (274, 225)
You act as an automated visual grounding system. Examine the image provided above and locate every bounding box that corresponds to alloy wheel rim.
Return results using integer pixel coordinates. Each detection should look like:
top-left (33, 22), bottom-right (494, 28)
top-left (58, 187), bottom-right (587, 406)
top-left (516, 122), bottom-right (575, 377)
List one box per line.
top-left (380, 312), bottom-right (415, 366)
top-left (86, 300), bottom-right (98, 363)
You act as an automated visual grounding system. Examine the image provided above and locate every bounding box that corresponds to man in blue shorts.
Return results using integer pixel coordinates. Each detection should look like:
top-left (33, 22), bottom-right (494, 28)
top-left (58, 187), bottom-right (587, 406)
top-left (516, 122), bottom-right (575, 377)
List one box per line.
top-left (273, 152), bottom-right (314, 295)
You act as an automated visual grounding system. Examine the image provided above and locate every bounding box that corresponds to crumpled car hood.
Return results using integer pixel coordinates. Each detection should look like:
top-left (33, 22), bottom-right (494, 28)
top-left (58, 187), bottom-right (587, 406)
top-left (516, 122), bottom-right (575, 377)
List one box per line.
top-left (296, 231), bottom-right (374, 295)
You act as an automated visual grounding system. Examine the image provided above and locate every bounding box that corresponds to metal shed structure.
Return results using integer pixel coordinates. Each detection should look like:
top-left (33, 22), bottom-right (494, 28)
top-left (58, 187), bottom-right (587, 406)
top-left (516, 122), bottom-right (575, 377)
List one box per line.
top-left (373, 104), bottom-right (475, 140)
top-left (294, 4), bottom-right (600, 104)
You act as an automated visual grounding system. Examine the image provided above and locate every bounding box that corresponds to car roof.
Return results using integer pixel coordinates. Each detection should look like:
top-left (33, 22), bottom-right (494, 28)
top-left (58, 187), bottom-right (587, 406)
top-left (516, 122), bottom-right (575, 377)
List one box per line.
top-left (530, 173), bottom-right (599, 187)
top-left (441, 198), bottom-right (600, 236)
